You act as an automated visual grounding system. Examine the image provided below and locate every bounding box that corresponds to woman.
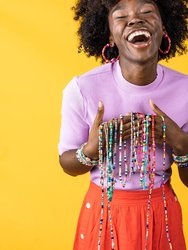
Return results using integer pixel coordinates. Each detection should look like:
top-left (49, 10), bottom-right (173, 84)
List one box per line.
top-left (58, 0), bottom-right (188, 249)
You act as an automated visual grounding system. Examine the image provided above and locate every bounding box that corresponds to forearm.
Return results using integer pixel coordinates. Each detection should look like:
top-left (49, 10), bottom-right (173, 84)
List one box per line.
top-left (171, 131), bottom-right (188, 155)
top-left (59, 149), bottom-right (93, 176)
top-left (177, 167), bottom-right (188, 188)
top-left (171, 132), bottom-right (188, 187)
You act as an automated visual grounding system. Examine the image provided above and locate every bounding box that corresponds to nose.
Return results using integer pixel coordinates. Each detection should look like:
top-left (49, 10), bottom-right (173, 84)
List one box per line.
top-left (127, 18), bottom-right (145, 27)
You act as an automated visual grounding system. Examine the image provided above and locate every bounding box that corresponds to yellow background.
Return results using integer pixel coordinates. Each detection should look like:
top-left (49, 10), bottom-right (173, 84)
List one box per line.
top-left (0, 0), bottom-right (187, 249)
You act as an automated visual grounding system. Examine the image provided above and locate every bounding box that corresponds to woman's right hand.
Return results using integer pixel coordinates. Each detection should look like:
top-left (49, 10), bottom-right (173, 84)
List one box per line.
top-left (82, 101), bottom-right (104, 160)
top-left (82, 101), bottom-right (141, 160)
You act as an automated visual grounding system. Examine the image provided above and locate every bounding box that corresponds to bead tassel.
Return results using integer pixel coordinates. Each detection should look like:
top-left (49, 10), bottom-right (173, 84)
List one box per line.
top-left (97, 113), bottom-right (172, 250)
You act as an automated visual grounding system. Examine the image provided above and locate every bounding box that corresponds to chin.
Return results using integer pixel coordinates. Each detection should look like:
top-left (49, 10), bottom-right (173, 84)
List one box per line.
top-left (123, 50), bottom-right (158, 65)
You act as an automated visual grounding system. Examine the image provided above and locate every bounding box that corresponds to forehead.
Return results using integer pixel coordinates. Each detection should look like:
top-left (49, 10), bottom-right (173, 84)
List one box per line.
top-left (111, 0), bottom-right (156, 11)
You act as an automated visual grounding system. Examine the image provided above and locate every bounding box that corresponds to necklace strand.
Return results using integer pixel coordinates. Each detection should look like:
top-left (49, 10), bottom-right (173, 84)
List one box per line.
top-left (97, 112), bottom-right (172, 250)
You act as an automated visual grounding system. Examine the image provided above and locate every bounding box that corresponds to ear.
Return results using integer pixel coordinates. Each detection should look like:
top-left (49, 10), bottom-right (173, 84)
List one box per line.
top-left (109, 36), bottom-right (115, 46)
top-left (162, 25), bottom-right (166, 33)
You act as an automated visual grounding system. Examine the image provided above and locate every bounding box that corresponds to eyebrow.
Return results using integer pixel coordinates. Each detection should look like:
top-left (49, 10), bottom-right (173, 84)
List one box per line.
top-left (111, 3), bottom-right (126, 13)
top-left (111, 0), bottom-right (155, 13)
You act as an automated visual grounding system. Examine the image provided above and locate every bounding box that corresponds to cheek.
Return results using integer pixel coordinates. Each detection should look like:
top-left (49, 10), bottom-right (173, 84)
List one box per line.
top-left (153, 21), bottom-right (163, 44)
top-left (111, 24), bottom-right (126, 45)
top-left (108, 17), bottom-right (126, 41)
top-left (154, 17), bottom-right (163, 37)
top-left (157, 29), bottom-right (163, 46)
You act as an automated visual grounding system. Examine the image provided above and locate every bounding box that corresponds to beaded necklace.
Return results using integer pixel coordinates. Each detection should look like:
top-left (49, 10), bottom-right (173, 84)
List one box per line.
top-left (97, 112), bottom-right (172, 250)
top-left (161, 115), bottom-right (173, 250)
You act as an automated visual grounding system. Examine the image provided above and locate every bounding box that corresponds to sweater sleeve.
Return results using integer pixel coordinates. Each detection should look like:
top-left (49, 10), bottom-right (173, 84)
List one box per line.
top-left (58, 77), bottom-right (89, 155)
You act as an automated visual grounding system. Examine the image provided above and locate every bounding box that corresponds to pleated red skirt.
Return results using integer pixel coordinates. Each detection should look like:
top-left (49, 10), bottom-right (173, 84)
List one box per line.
top-left (73, 181), bottom-right (186, 250)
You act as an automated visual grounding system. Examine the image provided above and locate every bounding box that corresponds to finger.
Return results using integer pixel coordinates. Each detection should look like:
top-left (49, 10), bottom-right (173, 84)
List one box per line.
top-left (123, 121), bottom-right (132, 130)
top-left (122, 123), bottom-right (141, 136)
top-left (123, 134), bottom-right (131, 140)
top-left (93, 101), bottom-right (104, 127)
top-left (123, 128), bottom-right (131, 138)
top-left (123, 114), bottom-right (131, 123)
top-left (148, 137), bottom-right (162, 146)
top-left (154, 116), bottom-right (168, 129)
top-left (117, 113), bottom-right (139, 125)
top-left (116, 113), bottom-right (142, 126)
top-left (149, 99), bottom-right (166, 117)
top-left (107, 119), bottom-right (115, 127)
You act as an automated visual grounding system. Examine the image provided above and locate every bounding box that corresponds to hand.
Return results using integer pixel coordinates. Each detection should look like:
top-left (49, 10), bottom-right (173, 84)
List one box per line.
top-left (83, 103), bottom-right (141, 160)
top-left (149, 99), bottom-right (187, 153)
top-left (82, 101), bottom-right (104, 160)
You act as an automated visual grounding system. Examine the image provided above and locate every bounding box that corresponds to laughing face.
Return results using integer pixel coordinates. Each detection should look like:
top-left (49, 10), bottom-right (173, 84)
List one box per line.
top-left (108, 0), bottom-right (164, 64)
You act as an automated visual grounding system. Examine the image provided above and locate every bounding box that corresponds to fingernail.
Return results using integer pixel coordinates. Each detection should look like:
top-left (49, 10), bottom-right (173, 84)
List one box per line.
top-left (98, 101), bottom-right (103, 109)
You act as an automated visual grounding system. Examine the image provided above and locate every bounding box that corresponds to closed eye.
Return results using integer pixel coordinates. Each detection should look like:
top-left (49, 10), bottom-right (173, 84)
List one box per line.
top-left (141, 9), bottom-right (153, 14)
top-left (143, 10), bottom-right (152, 13)
top-left (116, 16), bottom-right (128, 19)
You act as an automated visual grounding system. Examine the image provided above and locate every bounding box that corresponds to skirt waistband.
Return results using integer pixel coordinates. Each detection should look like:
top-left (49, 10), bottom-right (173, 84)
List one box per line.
top-left (87, 181), bottom-right (175, 205)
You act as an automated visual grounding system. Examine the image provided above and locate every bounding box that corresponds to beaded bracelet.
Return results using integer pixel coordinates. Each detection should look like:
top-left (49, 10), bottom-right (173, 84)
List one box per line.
top-left (172, 153), bottom-right (188, 163)
top-left (76, 143), bottom-right (99, 167)
top-left (177, 162), bottom-right (188, 168)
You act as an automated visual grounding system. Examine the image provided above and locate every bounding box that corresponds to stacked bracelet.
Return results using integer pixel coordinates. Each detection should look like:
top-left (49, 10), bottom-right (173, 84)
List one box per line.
top-left (177, 162), bottom-right (188, 168)
top-left (172, 153), bottom-right (188, 163)
top-left (172, 153), bottom-right (188, 168)
top-left (76, 143), bottom-right (99, 167)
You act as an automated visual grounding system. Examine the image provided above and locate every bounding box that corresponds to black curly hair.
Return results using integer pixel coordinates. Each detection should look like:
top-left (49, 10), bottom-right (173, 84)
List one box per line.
top-left (73, 0), bottom-right (188, 62)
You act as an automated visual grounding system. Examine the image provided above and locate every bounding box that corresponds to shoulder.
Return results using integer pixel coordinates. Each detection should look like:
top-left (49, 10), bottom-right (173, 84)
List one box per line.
top-left (79, 63), bottom-right (112, 79)
top-left (160, 64), bottom-right (188, 83)
top-left (64, 63), bottom-right (114, 96)
top-left (158, 64), bottom-right (188, 97)
top-left (159, 65), bottom-right (188, 126)
top-left (63, 63), bottom-right (113, 100)
top-left (64, 64), bottom-right (112, 91)
top-left (77, 63), bottom-right (113, 88)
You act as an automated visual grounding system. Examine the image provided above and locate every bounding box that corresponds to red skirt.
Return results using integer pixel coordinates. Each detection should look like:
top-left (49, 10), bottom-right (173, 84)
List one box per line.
top-left (73, 181), bottom-right (186, 250)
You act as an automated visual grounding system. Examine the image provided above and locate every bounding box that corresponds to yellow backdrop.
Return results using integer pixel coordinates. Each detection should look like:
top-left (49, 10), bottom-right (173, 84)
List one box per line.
top-left (0, 0), bottom-right (187, 249)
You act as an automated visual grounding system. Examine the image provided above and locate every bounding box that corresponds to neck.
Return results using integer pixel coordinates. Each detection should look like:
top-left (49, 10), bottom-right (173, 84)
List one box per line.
top-left (119, 57), bottom-right (158, 86)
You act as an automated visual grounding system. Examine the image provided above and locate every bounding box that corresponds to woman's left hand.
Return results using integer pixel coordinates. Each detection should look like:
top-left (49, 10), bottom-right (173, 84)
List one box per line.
top-left (149, 99), bottom-right (188, 155)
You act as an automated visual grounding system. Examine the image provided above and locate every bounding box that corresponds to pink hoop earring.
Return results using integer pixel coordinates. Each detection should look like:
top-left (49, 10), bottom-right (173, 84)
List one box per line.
top-left (159, 33), bottom-right (171, 55)
top-left (102, 43), bottom-right (119, 63)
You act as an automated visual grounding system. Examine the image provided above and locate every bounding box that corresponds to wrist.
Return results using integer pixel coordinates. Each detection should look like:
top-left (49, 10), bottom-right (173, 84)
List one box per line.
top-left (76, 143), bottom-right (99, 167)
top-left (171, 131), bottom-right (188, 155)
top-left (83, 143), bottom-right (99, 160)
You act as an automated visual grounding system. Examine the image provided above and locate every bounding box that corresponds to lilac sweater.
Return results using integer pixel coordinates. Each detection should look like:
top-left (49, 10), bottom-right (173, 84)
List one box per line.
top-left (58, 62), bottom-right (188, 190)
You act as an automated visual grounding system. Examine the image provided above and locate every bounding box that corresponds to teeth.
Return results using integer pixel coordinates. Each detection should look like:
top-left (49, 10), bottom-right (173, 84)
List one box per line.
top-left (128, 30), bottom-right (151, 42)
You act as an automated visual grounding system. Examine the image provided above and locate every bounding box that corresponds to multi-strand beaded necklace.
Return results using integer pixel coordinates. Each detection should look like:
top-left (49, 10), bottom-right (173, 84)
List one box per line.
top-left (97, 112), bottom-right (173, 250)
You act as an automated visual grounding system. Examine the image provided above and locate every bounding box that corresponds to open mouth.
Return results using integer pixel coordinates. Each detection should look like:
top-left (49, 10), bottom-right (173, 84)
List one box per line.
top-left (127, 30), bottom-right (151, 46)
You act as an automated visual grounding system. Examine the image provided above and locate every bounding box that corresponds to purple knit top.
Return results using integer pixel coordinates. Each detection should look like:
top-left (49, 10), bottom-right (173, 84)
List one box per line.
top-left (58, 61), bottom-right (188, 190)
